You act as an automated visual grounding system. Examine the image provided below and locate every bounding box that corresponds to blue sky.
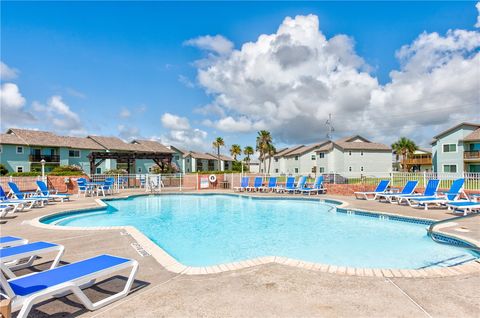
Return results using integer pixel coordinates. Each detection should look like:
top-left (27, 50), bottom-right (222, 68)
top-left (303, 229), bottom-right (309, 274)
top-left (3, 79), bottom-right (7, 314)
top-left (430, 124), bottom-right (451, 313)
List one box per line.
top-left (1, 1), bottom-right (479, 154)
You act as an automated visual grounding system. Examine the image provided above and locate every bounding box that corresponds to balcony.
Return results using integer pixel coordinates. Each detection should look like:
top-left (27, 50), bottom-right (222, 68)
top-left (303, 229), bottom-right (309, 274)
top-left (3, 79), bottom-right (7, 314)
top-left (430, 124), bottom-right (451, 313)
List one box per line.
top-left (403, 156), bottom-right (432, 166)
top-left (29, 154), bottom-right (60, 163)
top-left (464, 151), bottom-right (480, 160)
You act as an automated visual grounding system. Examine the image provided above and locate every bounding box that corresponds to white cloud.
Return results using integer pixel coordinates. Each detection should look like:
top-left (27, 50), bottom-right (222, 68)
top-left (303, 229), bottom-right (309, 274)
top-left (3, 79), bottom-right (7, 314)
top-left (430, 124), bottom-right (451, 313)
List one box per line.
top-left (161, 112), bottom-right (190, 130)
top-left (0, 62), bottom-right (19, 81)
top-left (117, 124), bottom-right (139, 140)
top-left (119, 108), bottom-right (131, 118)
top-left (184, 35), bottom-right (234, 55)
top-left (0, 83), bottom-right (36, 125)
top-left (475, 2), bottom-right (480, 28)
top-left (32, 95), bottom-right (83, 133)
top-left (191, 12), bottom-right (480, 145)
top-left (193, 103), bottom-right (225, 117)
top-left (178, 75), bottom-right (196, 88)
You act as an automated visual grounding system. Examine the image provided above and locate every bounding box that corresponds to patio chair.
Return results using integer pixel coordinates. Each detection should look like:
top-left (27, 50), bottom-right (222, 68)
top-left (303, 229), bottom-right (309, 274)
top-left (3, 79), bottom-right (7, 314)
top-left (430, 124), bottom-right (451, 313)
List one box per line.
top-left (0, 236), bottom-right (28, 249)
top-left (275, 176), bottom-right (296, 193)
top-left (96, 179), bottom-right (114, 196)
top-left (397, 179), bottom-right (440, 206)
top-left (408, 178), bottom-right (466, 210)
top-left (0, 241), bottom-right (65, 278)
top-left (446, 200), bottom-right (480, 216)
top-left (246, 177), bottom-right (263, 192)
top-left (76, 178), bottom-right (90, 197)
top-left (354, 180), bottom-right (390, 200)
top-left (1, 254), bottom-right (138, 318)
top-left (260, 177), bottom-right (277, 192)
top-left (233, 177), bottom-right (249, 192)
top-left (7, 182), bottom-right (49, 207)
top-left (0, 186), bottom-right (34, 211)
top-left (375, 180), bottom-right (418, 203)
top-left (36, 181), bottom-right (71, 202)
top-left (302, 176), bottom-right (326, 195)
top-left (285, 176), bottom-right (307, 194)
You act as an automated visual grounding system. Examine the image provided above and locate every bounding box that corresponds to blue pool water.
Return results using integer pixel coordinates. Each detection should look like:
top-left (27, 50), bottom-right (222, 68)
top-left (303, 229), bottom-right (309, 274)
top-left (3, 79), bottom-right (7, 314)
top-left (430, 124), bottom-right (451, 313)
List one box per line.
top-left (43, 194), bottom-right (477, 268)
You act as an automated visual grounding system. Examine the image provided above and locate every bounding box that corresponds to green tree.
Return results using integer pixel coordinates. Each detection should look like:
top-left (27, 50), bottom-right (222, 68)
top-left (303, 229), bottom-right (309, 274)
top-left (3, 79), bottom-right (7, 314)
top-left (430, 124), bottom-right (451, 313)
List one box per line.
top-left (391, 137), bottom-right (418, 172)
top-left (256, 130), bottom-right (272, 173)
top-left (243, 146), bottom-right (254, 171)
top-left (267, 144), bottom-right (276, 174)
top-left (212, 137), bottom-right (225, 171)
top-left (230, 144), bottom-right (242, 161)
top-left (0, 164), bottom-right (8, 176)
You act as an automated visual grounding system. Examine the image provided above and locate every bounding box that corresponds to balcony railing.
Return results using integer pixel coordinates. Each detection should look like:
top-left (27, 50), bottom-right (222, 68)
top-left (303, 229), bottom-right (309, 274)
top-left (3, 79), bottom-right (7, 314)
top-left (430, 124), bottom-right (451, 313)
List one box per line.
top-left (403, 156), bottom-right (432, 166)
top-left (29, 154), bottom-right (60, 162)
top-left (464, 151), bottom-right (480, 160)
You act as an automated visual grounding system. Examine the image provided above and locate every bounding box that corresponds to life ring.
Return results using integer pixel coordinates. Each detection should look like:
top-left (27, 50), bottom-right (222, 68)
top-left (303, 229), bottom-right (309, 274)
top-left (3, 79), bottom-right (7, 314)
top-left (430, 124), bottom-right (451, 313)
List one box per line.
top-left (209, 174), bottom-right (217, 183)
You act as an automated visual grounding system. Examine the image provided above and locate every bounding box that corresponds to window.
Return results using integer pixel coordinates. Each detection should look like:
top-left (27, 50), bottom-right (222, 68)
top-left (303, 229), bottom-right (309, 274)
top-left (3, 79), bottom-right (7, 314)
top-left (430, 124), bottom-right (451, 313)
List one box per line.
top-left (361, 151), bottom-right (363, 156)
top-left (69, 150), bottom-right (80, 158)
top-left (361, 166), bottom-right (364, 172)
top-left (443, 164), bottom-right (457, 173)
top-left (16, 146), bottom-right (23, 154)
top-left (274, 158), bottom-right (278, 162)
top-left (319, 167), bottom-right (325, 173)
top-left (174, 155), bottom-right (179, 160)
top-left (318, 152), bottom-right (325, 159)
top-left (16, 166), bottom-right (24, 173)
top-left (349, 166), bottom-right (352, 172)
top-left (96, 167), bottom-right (102, 174)
top-left (295, 156), bottom-right (299, 161)
top-left (275, 169), bottom-right (279, 173)
top-left (0, 146), bottom-right (2, 153)
top-left (137, 167), bottom-right (142, 173)
top-left (294, 168), bottom-right (299, 173)
top-left (442, 144), bottom-right (457, 153)
top-left (311, 154), bottom-right (316, 160)
top-left (349, 151), bottom-right (352, 156)
top-left (148, 167), bottom-right (153, 173)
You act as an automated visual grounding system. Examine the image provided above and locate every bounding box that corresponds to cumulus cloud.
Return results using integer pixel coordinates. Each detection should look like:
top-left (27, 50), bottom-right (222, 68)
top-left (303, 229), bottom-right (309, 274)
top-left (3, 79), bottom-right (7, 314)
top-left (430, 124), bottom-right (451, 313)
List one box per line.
top-left (191, 12), bottom-right (480, 145)
top-left (184, 35), bottom-right (234, 55)
top-left (0, 62), bottom-right (19, 81)
top-left (119, 107), bottom-right (131, 118)
top-left (117, 124), bottom-right (139, 140)
top-left (158, 112), bottom-right (208, 150)
top-left (0, 83), bottom-right (36, 126)
top-left (32, 95), bottom-right (84, 133)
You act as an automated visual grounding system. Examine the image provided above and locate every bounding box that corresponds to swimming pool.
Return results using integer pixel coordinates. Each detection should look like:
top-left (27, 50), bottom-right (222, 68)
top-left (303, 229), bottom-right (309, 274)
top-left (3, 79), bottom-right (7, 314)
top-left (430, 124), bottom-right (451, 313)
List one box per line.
top-left (42, 194), bottom-right (477, 269)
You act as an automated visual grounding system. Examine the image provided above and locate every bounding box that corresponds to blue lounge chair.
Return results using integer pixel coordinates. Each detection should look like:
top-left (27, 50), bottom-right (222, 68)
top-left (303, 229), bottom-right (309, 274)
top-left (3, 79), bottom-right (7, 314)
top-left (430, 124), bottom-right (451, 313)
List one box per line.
top-left (260, 177), bottom-right (277, 192)
top-left (302, 176), bottom-right (326, 195)
top-left (446, 200), bottom-right (480, 216)
top-left (397, 179), bottom-right (440, 206)
top-left (1, 254), bottom-right (139, 318)
top-left (276, 176), bottom-right (296, 193)
top-left (0, 236), bottom-right (28, 249)
top-left (96, 179), bottom-right (114, 196)
top-left (233, 176), bottom-right (249, 192)
top-left (36, 180), bottom-right (71, 202)
top-left (375, 180), bottom-right (418, 203)
top-left (0, 186), bottom-right (35, 211)
top-left (409, 178), bottom-right (466, 210)
top-left (354, 180), bottom-right (390, 200)
top-left (0, 204), bottom-right (15, 218)
top-left (246, 177), bottom-right (263, 192)
top-left (0, 241), bottom-right (65, 279)
top-left (285, 176), bottom-right (307, 194)
top-left (7, 182), bottom-right (50, 207)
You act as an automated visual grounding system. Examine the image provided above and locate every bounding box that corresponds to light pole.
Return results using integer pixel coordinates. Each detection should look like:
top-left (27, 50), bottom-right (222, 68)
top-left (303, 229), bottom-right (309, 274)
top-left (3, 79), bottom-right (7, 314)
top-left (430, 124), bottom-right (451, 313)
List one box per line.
top-left (40, 159), bottom-right (46, 182)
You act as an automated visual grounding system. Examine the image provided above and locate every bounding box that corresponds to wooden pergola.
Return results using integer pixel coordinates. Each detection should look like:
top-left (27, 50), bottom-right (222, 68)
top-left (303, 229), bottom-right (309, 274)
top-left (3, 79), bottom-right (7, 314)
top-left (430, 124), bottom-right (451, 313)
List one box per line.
top-left (87, 151), bottom-right (172, 175)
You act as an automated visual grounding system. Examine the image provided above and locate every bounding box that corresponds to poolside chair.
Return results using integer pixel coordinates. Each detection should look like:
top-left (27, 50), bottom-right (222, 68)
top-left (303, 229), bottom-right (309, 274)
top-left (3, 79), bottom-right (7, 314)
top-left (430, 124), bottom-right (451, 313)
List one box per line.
top-left (375, 180), bottom-right (418, 203)
top-left (275, 176), bottom-right (296, 193)
top-left (0, 241), bottom-right (65, 279)
top-left (96, 179), bottom-right (114, 196)
top-left (1, 185), bottom-right (39, 211)
top-left (0, 236), bottom-right (28, 248)
top-left (302, 176), bottom-right (326, 195)
top-left (446, 200), bottom-right (480, 216)
top-left (260, 177), bottom-right (277, 192)
top-left (7, 182), bottom-right (50, 207)
top-left (397, 179), bottom-right (440, 206)
top-left (36, 181), bottom-right (71, 202)
top-left (285, 176), bottom-right (307, 194)
top-left (233, 176), bottom-right (249, 192)
top-left (408, 178), bottom-right (466, 210)
top-left (76, 178), bottom-right (90, 197)
top-left (246, 177), bottom-right (263, 192)
top-left (354, 180), bottom-right (390, 200)
top-left (1, 254), bottom-right (138, 318)
top-left (0, 204), bottom-right (15, 218)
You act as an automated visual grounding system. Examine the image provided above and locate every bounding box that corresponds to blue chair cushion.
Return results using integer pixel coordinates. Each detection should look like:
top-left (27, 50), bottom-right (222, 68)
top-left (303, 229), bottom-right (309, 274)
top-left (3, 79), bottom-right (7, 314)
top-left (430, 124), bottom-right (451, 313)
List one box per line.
top-left (9, 254), bottom-right (131, 296)
top-left (0, 236), bottom-right (22, 245)
top-left (0, 242), bottom-right (58, 258)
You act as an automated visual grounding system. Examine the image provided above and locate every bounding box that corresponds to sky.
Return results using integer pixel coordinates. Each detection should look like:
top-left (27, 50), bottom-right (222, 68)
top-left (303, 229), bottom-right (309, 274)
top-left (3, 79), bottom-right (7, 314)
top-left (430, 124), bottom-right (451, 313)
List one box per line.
top-left (1, 1), bottom-right (479, 156)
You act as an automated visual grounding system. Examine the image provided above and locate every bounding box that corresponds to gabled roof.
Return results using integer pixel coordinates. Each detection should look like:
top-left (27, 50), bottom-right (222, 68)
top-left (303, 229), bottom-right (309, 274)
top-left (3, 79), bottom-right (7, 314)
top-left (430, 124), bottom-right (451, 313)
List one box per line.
top-left (432, 122), bottom-right (480, 141)
top-left (274, 145), bottom-right (304, 158)
top-left (284, 142), bottom-right (329, 157)
top-left (315, 135), bottom-right (391, 152)
top-left (0, 133), bottom-right (28, 145)
top-left (206, 153), bottom-right (234, 161)
top-left (131, 140), bottom-right (175, 154)
top-left (462, 128), bottom-right (480, 142)
top-left (88, 135), bottom-right (141, 151)
top-left (62, 136), bottom-right (105, 150)
top-left (186, 152), bottom-right (217, 160)
top-left (168, 145), bottom-right (188, 155)
top-left (5, 128), bottom-right (65, 147)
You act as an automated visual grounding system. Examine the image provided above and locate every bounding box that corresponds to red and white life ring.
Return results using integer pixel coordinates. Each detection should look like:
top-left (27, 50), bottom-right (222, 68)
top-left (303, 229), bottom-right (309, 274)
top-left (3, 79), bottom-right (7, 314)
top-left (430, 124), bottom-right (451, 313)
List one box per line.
top-left (209, 174), bottom-right (217, 183)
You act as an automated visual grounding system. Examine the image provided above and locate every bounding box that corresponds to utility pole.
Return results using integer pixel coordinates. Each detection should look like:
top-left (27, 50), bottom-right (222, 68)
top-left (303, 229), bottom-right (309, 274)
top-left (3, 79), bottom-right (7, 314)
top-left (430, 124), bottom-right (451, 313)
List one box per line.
top-left (325, 113), bottom-right (335, 140)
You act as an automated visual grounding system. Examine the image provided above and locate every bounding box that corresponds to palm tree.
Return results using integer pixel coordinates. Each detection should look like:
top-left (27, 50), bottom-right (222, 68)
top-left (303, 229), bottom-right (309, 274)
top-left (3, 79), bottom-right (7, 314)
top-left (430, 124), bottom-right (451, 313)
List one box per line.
top-left (267, 144), bottom-right (276, 174)
top-left (256, 130), bottom-right (272, 173)
top-left (212, 137), bottom-right (225, 171)
top-left (230, 144), bottom-right (242, 161)
top-left (391, 137), bottom-right (418, 172)
top-left (243, 146), bottom-right (254, 171)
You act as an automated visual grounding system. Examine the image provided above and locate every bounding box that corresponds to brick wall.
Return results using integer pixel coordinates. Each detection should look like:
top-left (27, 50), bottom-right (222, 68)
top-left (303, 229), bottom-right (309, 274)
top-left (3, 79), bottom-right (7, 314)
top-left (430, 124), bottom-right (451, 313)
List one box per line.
top-left (47, 175), bottom-right (87, 194)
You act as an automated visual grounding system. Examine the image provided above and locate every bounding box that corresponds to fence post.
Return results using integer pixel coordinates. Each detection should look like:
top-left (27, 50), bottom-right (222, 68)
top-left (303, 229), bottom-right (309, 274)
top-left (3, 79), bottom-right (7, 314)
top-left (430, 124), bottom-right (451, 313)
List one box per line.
top-left (423, 171), bottom-right (427, 188)
top-left (390, 172), bottom-right (393, 186)
top-left (179, 173), bottom-right (182, 191)
top-left (333, 172), bottom-right (336, 184)
top-left (196, 173), bottom-right (199, 191)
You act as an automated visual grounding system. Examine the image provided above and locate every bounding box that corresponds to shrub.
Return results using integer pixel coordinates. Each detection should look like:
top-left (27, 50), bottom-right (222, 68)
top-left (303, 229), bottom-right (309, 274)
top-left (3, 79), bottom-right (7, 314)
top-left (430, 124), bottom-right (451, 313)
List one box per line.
top-left (105, 168), bottom-right (128, 175)
top-left (8, 172), bottom-right (40, 177)
top-left (48, 165), bottom-right (85, 176)
top-left (0, 164), bottom-right (8, 176)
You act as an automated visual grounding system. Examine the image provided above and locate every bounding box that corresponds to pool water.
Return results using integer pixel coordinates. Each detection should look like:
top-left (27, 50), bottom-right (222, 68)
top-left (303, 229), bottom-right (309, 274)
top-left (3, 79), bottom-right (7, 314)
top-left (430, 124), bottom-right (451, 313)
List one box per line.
top-left (43, 194), bottom-right (477, 268)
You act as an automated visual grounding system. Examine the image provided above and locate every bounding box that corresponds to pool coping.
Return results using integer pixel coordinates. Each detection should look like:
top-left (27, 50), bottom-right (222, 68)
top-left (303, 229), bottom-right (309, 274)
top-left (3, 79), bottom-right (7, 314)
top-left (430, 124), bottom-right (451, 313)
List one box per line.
top-left (29, 192), bottom-right (480, 278)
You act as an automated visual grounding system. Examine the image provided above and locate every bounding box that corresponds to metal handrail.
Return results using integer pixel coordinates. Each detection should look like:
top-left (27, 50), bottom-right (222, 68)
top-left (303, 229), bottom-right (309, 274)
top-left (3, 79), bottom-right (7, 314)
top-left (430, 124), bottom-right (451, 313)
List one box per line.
top-left (427, 213), bottom-right (480, 252)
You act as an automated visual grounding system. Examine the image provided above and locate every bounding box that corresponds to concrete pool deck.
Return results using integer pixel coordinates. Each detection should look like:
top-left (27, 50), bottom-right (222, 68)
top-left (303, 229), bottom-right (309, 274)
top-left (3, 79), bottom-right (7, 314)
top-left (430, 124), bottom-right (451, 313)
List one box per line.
top-left (1, 189), bottom-right (479, 317)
